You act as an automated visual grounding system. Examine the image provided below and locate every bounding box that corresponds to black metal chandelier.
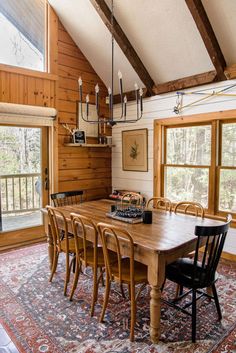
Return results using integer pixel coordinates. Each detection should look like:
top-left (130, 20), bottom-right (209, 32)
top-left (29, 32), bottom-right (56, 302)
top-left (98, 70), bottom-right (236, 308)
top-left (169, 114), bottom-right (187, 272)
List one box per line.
top-left (78, 0), bottom-right (143, 127)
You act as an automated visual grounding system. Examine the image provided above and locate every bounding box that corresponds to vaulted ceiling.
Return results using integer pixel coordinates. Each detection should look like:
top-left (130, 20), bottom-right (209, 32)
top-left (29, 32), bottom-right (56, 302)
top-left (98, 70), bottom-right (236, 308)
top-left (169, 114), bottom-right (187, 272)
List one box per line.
top-left (48, 0), bottom-right (236, 95)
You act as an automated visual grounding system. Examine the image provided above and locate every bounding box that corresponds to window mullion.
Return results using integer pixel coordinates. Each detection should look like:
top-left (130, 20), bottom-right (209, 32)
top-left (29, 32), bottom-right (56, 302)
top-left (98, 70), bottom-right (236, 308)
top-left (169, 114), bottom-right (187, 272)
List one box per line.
top-left (208, 120), bottom-right (217, 214)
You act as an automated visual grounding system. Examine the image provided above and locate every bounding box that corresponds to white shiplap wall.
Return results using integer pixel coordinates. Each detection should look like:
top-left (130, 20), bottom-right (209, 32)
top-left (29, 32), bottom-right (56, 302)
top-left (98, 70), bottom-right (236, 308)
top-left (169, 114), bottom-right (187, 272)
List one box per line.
top-left (112, 79), bottom-right (236, 254)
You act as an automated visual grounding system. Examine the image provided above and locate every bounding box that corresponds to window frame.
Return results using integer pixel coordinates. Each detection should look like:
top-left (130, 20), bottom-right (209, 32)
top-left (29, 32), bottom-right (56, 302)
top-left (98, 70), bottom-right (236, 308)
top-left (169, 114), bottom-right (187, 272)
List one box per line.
top-left (154, 110), bottom-right (236, 220)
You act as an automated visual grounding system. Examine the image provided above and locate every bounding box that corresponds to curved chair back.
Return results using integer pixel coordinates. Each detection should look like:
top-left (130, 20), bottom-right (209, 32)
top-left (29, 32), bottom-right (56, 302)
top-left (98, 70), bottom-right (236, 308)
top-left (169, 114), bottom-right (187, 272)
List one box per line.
top-left (193, 215), bottom-right (232, 287)
top-left (174, 201), bottom-right (205, 218)
top-left (46, 205), bottom-right (69, 252)
top-left (97, 222), bottom-right (135, 286)
top-left (51, 190), bottom-right (83, 207)
top-left (147, 197), bottom-right (171, 211)
top-left (70, 213), bottom-right (97, 267)
top-left (121, 192), bottom-right (143, 208)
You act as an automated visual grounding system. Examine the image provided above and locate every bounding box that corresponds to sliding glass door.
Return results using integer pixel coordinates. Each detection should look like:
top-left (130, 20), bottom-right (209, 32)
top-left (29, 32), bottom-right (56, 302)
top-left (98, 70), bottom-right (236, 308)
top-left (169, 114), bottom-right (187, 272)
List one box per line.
top-left (0, 125), bottom-right (48, 232)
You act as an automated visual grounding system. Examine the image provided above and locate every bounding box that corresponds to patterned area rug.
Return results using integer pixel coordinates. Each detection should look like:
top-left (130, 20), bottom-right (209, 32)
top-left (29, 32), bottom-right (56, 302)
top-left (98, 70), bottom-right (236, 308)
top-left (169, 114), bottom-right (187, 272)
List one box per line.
top-left (0, 244), bottom-right (235, 353)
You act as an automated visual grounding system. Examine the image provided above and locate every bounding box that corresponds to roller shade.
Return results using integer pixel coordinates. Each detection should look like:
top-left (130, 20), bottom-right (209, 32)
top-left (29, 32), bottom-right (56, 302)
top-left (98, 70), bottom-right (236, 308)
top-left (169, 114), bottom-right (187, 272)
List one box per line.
top-left (0, 103), bottom-right (57, 127)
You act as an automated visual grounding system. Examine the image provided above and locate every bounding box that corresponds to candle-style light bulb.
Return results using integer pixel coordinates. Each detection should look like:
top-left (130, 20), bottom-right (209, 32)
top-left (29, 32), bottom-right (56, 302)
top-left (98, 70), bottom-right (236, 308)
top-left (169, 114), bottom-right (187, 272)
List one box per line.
top-left (95, 84), bottom-right (99, 112)
top-left (78, 77), bottom-right (83, 103)
top-left (108, 87), bottom-right (112, 95)
top-left (134, 82), bottom-right (139, 91)
top-left (78, 77), bottom-right (82, 86)
top-left (86, 94), bottom-right (89, 103)
top-left (139, 88), bottom-right (143, 96)
top-left (95, 84), bottom-right (99, 93)
top-left (118, 70), bottom-right (122, 79)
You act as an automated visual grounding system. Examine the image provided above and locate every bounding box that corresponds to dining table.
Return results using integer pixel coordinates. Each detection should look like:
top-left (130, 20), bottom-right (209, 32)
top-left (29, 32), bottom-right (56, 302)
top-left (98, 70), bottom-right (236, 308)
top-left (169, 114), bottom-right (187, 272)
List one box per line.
top-left (41, 198), bottom-right (225, 344)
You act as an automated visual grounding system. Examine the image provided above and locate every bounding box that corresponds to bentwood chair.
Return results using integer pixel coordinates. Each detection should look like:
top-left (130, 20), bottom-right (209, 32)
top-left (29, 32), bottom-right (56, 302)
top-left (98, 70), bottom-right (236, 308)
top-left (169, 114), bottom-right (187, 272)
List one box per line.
top-left (51, 190), bottom-right (83, 207)
top-left (70, 213), bottom-right (117, 316)
top-left (47, 206), bottom-right (77, 296)
top-left (121, 192), bottom-right (144, 208)
top-left (97, 223), bottom-right (148, 341)
top-left (163, 214), bottom-right (232, 342)
top-left (147, 197), bottom-right (172, 211)
top-left (174, 201), bottom-right (205, 218)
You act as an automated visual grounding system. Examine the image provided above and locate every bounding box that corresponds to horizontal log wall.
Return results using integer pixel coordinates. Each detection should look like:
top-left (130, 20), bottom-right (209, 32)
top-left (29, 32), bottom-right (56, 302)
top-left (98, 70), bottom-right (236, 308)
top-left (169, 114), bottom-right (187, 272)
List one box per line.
top-left (57, 21), bottom-right (111, 200)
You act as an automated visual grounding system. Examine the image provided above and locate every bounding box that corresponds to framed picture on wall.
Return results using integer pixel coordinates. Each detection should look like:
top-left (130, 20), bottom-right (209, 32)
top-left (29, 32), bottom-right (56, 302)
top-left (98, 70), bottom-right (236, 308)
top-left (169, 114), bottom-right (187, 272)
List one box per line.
top-left (73, 130), bottom-right (86, 144)
top-left (122, 128), bottom-right (148, 171)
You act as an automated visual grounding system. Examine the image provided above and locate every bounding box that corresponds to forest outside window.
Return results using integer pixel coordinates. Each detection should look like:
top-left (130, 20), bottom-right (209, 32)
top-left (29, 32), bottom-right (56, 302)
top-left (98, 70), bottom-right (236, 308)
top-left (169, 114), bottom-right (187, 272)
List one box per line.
top-left (162, 120), bottom-right (236, 216)
top-left (0, 0), bottom-right (46, 71)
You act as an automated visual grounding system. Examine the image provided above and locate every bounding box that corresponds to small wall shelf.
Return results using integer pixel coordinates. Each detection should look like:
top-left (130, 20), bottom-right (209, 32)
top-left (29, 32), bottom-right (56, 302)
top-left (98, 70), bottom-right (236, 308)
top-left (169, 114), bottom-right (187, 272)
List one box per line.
top-left (64, 143), bottom-right (114, 148)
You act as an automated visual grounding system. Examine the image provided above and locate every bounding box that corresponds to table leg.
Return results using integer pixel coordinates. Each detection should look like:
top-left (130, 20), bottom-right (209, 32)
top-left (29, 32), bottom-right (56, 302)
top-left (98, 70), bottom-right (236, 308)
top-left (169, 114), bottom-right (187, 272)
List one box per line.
top-left (150, 284), bottom-right (162, 343)
top-left (148, 253), bottom-right (165, 344)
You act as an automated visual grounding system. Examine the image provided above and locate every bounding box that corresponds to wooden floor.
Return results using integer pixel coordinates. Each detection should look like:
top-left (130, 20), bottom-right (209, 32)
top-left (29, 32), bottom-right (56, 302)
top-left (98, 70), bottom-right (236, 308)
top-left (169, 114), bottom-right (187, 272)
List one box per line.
top-left (1, 211), bottom-right (42, 232)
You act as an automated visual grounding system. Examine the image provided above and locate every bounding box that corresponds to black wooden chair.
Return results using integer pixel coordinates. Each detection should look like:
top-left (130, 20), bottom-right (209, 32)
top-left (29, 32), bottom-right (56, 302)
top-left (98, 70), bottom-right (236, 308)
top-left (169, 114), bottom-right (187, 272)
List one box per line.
top-left (163, 214), bottom-right (232, 343)
top-left (51, 190), bottom-right (83, 207)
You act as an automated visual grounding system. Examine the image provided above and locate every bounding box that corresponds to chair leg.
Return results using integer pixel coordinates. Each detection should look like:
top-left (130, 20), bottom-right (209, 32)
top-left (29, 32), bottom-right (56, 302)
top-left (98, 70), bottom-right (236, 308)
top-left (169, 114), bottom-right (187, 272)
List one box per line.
top-left (120, 283), bottom-right (126, 299)
top-left (99, 275), bottom-right (111, 323)
top-left (100, 266), bottom-right (105, 286)
top-left (64, 253), bottom-right (71, 296)
top-left (128, 284), bottom-right (131, 300)
top-left (130, 284), bottom-right (136, 342)
top-left (211, 283), bottom-right (222, 320)
top-left (192, 289), bottom-right (197, 343)
top-left (91, 265), bottom-right (98, 317)
top-left (69, 258), bottom-right (81, 301)
top-left (49, 250), bottom-right (58, 282)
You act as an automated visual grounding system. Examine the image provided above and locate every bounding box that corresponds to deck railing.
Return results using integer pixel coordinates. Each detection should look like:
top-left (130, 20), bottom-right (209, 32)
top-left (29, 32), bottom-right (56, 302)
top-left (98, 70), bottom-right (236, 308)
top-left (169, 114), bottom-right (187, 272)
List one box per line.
top-left (0, 173), bottom-right (41, 215)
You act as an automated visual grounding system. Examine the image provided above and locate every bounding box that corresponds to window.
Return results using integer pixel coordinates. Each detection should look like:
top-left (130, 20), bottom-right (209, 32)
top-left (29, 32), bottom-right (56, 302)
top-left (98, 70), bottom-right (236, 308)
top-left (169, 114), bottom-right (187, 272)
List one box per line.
top-left (219, 122), bottom-right (236, 212)
top-left (157, 117), bottom-right (236, 217)
top-left (164, 124), bottom-right (211, 208)
top-left (0, 0), bottom-right (46, 71)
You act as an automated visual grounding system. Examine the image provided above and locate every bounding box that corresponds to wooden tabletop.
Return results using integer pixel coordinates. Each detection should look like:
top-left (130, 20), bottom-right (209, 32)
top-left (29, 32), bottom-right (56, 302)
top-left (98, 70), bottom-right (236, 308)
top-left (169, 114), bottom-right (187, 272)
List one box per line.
top-left (43, 199), bottom-right (225, 254)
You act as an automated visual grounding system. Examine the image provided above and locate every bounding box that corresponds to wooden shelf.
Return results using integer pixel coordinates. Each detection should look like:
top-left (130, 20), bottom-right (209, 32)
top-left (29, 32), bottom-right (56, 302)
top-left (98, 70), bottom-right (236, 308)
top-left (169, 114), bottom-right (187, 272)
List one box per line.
top-left (64, 143), bottom-right (114, 148)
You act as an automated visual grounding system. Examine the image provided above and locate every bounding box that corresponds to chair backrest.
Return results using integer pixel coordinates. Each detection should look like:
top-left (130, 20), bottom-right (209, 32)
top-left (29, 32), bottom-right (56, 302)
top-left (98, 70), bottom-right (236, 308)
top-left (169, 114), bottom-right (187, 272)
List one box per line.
top-left (51, 190), bottom-right (83, 207)
top-left (97, 222), bottom-right (135, 286)
top-left (147, 197), bottom-right (172, 211)
top-left (46, 205), bottom-right (69, 252)
top-left (174, 201), bottom-right (205, 218)
top-left (70, 213), bottom-right (98, 267)
top-left (121, 192), bottom-right (143, 208)
top-left (192, 214), bottom-right (232, 286)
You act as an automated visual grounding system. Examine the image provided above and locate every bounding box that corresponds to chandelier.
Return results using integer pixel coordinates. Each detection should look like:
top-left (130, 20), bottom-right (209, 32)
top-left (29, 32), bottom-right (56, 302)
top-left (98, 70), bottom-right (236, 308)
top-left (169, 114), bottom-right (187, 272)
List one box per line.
top-left (78, 0), bottom-right (143, 127)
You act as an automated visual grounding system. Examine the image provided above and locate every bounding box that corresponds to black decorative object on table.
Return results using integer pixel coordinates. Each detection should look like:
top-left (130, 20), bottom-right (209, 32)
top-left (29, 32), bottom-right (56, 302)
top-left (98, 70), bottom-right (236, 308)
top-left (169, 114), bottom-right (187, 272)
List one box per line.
top-left (142, 210), bottom-right (152, 224)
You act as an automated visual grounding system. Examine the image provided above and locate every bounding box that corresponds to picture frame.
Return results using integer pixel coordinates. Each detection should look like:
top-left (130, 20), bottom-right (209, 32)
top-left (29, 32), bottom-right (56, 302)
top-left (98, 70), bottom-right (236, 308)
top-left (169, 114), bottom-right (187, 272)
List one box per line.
top-left (122, 128), bottom-right (148, 171)
top-left (73, 130), bottom-right (86, 144)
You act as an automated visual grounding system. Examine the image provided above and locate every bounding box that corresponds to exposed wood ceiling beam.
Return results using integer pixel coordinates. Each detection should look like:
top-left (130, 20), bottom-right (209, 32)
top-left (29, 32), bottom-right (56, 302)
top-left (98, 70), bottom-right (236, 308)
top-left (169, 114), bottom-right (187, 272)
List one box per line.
top-left (185, 0), bottom-right (226, 81)
top-left (90, 0), bottom-right (156, 95)
top-left (113, 71), bottom-right (217, 102)
top-left (150, 71), bottom-right (217, 95)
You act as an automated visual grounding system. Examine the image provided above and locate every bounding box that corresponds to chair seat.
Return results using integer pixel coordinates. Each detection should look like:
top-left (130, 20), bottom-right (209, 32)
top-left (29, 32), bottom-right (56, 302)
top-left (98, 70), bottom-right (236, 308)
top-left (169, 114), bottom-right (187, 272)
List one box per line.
top-left (80, 247), bottom-right (117, 267)
top-left (60, 238), bottom-right (76, 253)
top-left (111, 257), bottom-right (147, 284)
top-left (166, 257), bottom-right (216, 289)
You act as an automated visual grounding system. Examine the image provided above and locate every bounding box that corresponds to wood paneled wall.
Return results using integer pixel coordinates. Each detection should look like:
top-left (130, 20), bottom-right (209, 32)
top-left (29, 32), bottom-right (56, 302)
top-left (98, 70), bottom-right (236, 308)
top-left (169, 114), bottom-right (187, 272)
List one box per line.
top-left (0, 13), bottom-right (111, 202)
top-left (57, 21), bottom-right (111, 200)
top-left (0, 64), bottom-right (56, 107)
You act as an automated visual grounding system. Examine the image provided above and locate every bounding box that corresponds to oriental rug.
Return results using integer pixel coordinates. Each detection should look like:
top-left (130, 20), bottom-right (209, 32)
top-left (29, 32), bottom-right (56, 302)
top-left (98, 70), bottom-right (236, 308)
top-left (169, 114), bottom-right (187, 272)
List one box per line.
top-left (0, 244), bottom-right (235, 353)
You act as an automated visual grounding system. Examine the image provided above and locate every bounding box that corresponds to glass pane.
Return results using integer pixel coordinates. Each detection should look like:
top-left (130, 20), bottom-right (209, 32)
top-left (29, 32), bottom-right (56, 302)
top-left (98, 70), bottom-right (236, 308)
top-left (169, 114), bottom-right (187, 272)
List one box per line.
top-left (164, 167), bottom-right (209, 207)
top-left (0, 0), bottom-right (45, 71)
top-left (222, 123), bottom-right (236, 167)
top-left (0, 126), bottom-right (42, 232)
top-left (219, 169), bottom-right (236, 212)
top-left (166, 125), bottom-right (211, 165)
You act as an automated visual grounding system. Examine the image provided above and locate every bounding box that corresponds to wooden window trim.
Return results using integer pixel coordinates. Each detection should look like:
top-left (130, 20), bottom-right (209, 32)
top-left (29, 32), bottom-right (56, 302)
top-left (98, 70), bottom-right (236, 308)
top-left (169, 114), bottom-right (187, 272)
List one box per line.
top-left (154, 109), bottom-right (236, 223)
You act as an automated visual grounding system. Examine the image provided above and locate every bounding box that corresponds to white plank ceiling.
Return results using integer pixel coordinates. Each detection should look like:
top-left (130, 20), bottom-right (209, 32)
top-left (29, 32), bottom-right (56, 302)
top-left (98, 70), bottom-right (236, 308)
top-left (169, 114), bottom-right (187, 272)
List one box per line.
top-left (48, 0), bottom-right (236, 94)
